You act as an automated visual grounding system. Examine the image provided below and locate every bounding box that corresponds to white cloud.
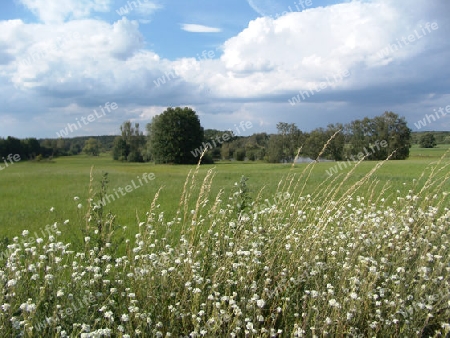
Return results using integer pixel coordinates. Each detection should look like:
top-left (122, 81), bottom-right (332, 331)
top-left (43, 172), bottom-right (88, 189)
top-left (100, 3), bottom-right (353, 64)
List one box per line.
top-left (7, 17), bottom-right (147, 89)
top-left (181, 24), bottom-right (222, 33)
top-left (1, 0), bottom-right (449, 137)
top-left (18, 0), bottom-right (112, 23)
top-left (187, 0), bottom-right (444, 99)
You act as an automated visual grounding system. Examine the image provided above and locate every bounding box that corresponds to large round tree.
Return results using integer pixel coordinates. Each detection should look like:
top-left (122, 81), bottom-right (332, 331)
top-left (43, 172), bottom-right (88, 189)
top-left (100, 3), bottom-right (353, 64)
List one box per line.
top-left (147, 107), bottom-right (204, 164)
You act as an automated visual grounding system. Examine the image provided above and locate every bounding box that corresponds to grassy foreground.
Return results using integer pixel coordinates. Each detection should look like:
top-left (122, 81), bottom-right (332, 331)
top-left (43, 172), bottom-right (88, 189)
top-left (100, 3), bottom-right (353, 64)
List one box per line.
top-left (1, 145), bottom-right (449, 241)
top-left (0, 146), bottom-right (449, 336)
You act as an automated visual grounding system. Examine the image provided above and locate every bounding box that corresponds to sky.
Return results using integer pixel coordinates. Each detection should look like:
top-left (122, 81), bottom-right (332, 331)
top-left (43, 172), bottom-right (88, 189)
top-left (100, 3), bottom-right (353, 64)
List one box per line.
top-left (0, 0), bottom-right (449, 139)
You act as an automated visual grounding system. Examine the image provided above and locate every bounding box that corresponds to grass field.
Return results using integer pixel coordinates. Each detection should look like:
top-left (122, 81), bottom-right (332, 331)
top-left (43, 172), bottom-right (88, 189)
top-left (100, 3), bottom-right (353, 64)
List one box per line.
top-left (1, 144), bottom-right (449, 243)
top-left (1, 145), bottom-right (450, 336)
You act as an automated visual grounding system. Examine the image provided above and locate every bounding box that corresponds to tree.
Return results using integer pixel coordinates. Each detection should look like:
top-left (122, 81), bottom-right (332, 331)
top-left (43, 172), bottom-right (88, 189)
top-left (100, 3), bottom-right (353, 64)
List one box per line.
top-left (265, 123), bottom-right (304, 163)
top-left (419, 133), bottom-right (437, 148)
top-left (147, 107), bottom-right (204, 164)
top-left (112, 121), bottom-right (145, 162)
top-left (83, 138), bottom-right (100, 156)
top-left (373, 112), bottom-right (411, 160)
top-left (324, 123), bottom-right (345, 161)
top-left (234, 148), bottom-right (246, 161)
top-left (346, 117), bottom-right (372, 159)
top-left (304, 128), bottom-right (328, 160)
top-left (266, 135), bottom-right (284, 163)
top-left (346, 112), bottom-right (411, 160)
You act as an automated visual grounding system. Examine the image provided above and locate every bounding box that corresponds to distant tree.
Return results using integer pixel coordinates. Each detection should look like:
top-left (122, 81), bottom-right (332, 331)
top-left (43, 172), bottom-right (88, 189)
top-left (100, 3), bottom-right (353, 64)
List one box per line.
top-left (234, 148), bottom-right (246, 161)
top-left (22, 138), bottom-right (41, 159)
top-left (265, 123), bottom-right (303, 163)
top-left (373, 112), bottom-right (411, 160)
top-left (83, 138), bottom-right (100, 156)
top-left (245, 132), bottom-right (269, 161)
top-left (346, 117), bottom-right (372, 158)
top-left (419, 133), bottom-right (437, 148)
top-left (324, 123), bottom-right (345, 160)
top-left (266, 134), bottom-right (284, 163)
top-left (346, 112), bottom-right (411, 160)
top-left (304, 128), bottom-right (328, 160)
top-left (147, 107), bottom-right (204, 164)
top-left (221, 142), bottom-right (231, 160)
top-left (112, 122), bottom-right (145, 162)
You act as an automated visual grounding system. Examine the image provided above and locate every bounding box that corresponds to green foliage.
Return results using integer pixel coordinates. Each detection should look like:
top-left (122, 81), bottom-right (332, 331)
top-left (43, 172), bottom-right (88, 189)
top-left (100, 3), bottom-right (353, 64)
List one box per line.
top-left (82, 138), bottom-right (100, 156)
top-left (419, 133), bottom-right (437, 148)
top-left (112, 121), bottom-right (146, 162)
top-left (232, 175), bottom-right (252, 217)
top-left (346, 111), bottom-right (411, 160)
top-left (0, 136), bottom-right (41, 160)
top-left (234, 148), bottom-right (246, 161)
top-left (412, 131), bottom-right (450, 145)
top-left (147, 107), bottom-right (204, 164)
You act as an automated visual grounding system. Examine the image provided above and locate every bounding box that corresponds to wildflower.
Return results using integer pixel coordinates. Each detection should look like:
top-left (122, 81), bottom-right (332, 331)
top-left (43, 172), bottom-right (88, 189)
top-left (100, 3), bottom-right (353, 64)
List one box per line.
top-left (328, 299), bottom-right (340, 308)
top-left (104, 311), bottom-right (114, 320)
top-left (256, 299), bottom-right (266, 308)
top-left (74, 196), bottom-right (79, 201)
top-left (50, 207), bottom-right (54, 212)
top-left (7, 279), bottom-right (17, 287)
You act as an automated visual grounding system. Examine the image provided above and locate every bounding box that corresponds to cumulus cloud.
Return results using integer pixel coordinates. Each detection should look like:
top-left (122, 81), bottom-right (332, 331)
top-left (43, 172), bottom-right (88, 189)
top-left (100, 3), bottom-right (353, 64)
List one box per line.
top-left (208, 0), bottom-right (446, 99)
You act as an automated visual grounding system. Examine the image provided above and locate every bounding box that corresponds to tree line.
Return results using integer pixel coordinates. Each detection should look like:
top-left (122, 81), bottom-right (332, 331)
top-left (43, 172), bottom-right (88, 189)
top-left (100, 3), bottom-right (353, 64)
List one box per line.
top-left (5, 108), bottom-right (448, 163)
top-left (0, 136), bottom-right (116, 160)
top-left (110, 108), bottom-right (413, 164)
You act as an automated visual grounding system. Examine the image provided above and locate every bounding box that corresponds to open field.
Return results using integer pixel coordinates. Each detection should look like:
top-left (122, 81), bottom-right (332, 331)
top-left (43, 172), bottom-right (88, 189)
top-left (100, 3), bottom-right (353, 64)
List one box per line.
top-left (1, 145), bottom-right (450, 336)
top-left (1, 144), bottom-right (449, 243)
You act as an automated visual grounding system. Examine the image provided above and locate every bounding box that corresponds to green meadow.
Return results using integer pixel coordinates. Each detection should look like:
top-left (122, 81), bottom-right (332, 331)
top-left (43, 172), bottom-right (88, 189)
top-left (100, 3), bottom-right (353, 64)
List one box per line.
top-left (1, 144), bottom-right (449, 244)
top-left (1, 144), bottom-right (450, 337)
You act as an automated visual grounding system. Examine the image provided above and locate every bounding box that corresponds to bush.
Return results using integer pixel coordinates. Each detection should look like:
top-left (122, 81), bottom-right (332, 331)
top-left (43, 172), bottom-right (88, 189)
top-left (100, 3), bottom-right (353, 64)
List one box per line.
top-left (420, 133), bottom-right (437, 148)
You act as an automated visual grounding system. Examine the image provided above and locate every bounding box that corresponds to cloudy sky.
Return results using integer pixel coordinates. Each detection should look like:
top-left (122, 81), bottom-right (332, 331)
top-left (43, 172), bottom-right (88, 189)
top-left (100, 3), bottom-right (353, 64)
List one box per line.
top-left (0, 0), bottom-right (449, 138)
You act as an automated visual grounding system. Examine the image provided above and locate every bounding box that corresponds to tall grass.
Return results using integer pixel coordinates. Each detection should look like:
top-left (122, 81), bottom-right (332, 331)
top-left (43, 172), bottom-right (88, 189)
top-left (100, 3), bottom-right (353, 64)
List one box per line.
top-left (0, 151), bottom-right (449, 337)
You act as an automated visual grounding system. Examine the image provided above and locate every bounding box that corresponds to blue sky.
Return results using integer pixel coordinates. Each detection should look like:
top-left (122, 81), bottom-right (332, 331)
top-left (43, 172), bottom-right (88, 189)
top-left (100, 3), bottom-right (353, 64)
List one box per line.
top-left (0, 0), bottom-right (449, 138)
